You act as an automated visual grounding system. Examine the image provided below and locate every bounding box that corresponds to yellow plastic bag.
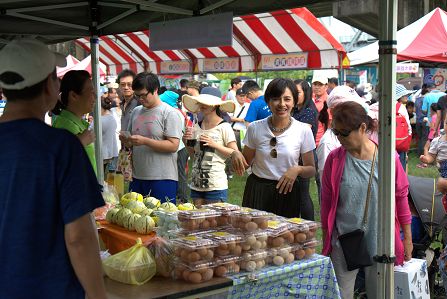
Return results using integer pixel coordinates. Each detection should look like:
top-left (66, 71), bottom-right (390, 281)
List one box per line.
top-left (103, 238), bottom-right (156, 285)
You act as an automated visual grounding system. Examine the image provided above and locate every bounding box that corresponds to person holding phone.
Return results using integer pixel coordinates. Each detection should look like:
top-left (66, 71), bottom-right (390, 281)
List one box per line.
top-left (52, 70), bottom-right (97, 175)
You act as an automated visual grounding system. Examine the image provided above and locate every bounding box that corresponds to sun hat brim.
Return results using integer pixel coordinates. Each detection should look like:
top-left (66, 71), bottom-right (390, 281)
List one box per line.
top-left (182, 94), bottom-right (235, 113)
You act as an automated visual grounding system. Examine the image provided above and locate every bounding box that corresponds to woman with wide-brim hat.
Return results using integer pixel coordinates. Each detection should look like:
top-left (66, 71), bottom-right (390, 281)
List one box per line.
top-left (182, 91), bottom-right (238, 207)
top-left (231, 78), bottom-right (316, 217)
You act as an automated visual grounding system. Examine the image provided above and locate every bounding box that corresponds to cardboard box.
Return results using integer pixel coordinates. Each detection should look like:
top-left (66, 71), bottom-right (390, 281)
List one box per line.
top-left (394, 258), bottom-right (430, 299)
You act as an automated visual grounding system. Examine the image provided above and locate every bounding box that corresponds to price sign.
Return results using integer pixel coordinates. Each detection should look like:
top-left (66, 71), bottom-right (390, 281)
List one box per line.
top-left (261, 53), bottom-right (308, 70)
top-left (160, 61), bottom-right (191, 74)
top-left (203, 58), bottom-right (239, 72)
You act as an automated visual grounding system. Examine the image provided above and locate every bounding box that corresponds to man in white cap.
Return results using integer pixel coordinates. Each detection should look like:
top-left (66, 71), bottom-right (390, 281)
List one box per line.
top-left (0, 39), bottom-right (106, 299)
top-left (312, 75), bottom-right (329, 147)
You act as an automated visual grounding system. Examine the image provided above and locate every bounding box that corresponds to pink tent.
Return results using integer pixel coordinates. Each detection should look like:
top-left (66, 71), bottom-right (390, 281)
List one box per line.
top-left (349, 7), bottom-right (447, 65)
top-left (57, 55), bottom-right (106, 78)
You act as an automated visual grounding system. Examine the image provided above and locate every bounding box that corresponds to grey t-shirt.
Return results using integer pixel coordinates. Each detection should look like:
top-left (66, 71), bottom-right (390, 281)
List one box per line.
top-left (335, 152), bottom-right (378, 256)
top-left (101, 113), bottom-right (118, 160)
top-left (128, 102), bottom-right (183, 180)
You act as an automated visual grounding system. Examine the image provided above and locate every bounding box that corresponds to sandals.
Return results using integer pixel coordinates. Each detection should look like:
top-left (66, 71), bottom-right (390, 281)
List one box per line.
top-left (416, 163), bottom-right (428, 168)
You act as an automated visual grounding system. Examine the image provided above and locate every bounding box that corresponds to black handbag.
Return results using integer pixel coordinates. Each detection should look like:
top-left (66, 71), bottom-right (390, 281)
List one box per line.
top-left (338, 146), bottom-right (377, 271)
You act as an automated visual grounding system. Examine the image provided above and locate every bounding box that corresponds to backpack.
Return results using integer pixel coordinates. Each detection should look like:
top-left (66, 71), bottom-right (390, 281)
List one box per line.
top-left (395, 102), bottom-right (411, 152)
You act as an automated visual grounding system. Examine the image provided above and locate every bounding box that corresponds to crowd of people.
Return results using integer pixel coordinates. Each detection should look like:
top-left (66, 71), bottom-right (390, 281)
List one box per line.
top-left (2, 38), bottom-right (447, 299)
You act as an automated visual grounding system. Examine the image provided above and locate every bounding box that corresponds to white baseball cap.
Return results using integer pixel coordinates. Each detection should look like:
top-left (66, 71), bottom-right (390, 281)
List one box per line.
top-left (0, 39), bottom-right (66, 90)
top-left (311, 75), bottom-right (328, 85)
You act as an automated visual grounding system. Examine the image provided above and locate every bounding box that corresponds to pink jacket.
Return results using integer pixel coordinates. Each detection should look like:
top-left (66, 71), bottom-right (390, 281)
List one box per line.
top-left (320, 146), bottom-right (411, 265)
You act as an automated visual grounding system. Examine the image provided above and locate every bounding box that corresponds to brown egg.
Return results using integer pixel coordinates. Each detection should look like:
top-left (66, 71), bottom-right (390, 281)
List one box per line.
top-left (251, 241), bottom-right (262, 250)
top-left (284, 231), bottom-right (294, 243)
top-left (256, 260), bottom-right (265, 269)
top-left (304, 247), bottom-right (315, 257)
top-left (273, 255), bottom-right (285, 266)
top-left (198, 268), bottom-right (208, 274)
top-left (295, 249), bottom-right (305, 259)
top-left (233, 264), bottom-right (240, 273)
top-left (202, 268), bottom-right (213, 281)
top-left (306, 230), bottom-right (316, 239)
top-left (217, 217), bottom-right (227, 226)
top-left (219, 243), bottom-right (229, 250)
top-left (245, 221), bottom-right (258, 232)
top-left (285, 253), bottom-right (295, 264)
top-left (216, 247), bottom-right (230, 256)
top-left (258, 220), bottom-right (268, 229)
top-left (238, 221), bottom-right (246, 229)
top-left (215, 265), bottom-right (227, 277)
top-left (242, 244), bottom-right (251, 251)
top-left (232, 245), bottom-right (242, 255)
top-left (201, 219), bottom-right (210, 229)
top-left (272, 237), bottom-right (284, 247)
top-left (197, 248), bottom-right (208, 257)
top-left (209, 218), bottom-right (218, 227)
top-left (205, 249), bottom-right (214, 260)
top-left (267, 237), bottom-right (273, 246)
top-left (175, 247), bottom-right (182, 257)
top-left (188, 251), bottom-right (201, 262)
top-left (295, 232), bottom-right (307, 243)
top-left (240, 261), bottom-right (247, 269)
top-left (182, 269), bottom-right (191, 281)
top-left (180, 249), bottom-right (190, 262)
top-left (188, 272), bottom-right (202, 283)
top-left (241, 215), bottom-right (252, 223)
top-left (227, 241), bottom-right (236, 250)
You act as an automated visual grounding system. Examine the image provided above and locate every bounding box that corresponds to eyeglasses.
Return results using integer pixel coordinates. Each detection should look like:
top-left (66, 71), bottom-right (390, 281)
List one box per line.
top-left (270, 137), bottom-right (277, 158)
top-left (119, 82), bottom-right (132, 87)
top-left (135, 91), bottom-right (150, 99)
top-left (331, 128), bottom-right (354, 137)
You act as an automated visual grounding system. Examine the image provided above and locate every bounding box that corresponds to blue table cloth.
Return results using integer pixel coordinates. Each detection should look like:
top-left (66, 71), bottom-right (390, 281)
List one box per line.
top-left (227, 254), bottom-right (340, 299)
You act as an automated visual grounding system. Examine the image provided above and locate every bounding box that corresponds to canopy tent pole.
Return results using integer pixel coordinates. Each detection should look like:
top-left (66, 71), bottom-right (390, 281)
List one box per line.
top-left (91, 36), bottom-right (104, 184)
top-left (376, 0), bottom-right (398, 297)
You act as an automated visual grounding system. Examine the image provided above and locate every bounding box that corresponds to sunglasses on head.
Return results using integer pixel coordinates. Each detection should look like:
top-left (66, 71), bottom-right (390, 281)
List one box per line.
top-left (270, 137), bottom-right (277, 158)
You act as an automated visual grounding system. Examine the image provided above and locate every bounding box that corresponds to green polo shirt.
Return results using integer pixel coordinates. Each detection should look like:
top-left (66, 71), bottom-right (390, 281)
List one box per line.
top-left (53, 109), bottom-right (97, 175)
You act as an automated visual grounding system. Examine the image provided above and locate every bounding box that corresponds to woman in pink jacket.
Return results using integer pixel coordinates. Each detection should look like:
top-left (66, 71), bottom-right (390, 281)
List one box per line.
top-left (321, 101), bottom-right (412, 299)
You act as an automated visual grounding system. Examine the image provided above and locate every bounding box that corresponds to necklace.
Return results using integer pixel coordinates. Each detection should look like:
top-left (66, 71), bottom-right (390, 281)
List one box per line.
top-left (268, 116), bottom-right (292, 133)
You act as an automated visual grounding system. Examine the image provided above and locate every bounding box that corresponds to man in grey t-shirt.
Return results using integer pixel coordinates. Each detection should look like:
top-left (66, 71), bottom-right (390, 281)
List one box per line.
top-left (119, 72), bottom-right (183, 203)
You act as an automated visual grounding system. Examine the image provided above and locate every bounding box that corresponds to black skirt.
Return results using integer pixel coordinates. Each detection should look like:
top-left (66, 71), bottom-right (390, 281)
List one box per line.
top-left (242, 173), bottom-right (307, 218)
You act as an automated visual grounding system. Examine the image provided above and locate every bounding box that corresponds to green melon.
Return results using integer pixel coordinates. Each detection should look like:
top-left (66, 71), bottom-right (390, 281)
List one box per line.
top-left (143, 196), bottom-right (160, 209)
top-left (115, 208), bottom-right (132, 226)
top-left (135, 216), bottom-right (155, 234)
top-left (138, 208), bottom-right (154, 217)
top-left (106, 208), bottom-right (120, 224)
top-left (123, 213), bottom-right (141, 231)
top-left (126, 201), bottom-right (146, 214)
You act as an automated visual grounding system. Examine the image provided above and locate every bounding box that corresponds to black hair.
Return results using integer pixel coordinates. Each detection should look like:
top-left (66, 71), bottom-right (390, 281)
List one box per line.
top-left (131, 72), bottom-right (160, 94)
top-left (2, 69), bottom-right (57, 101)
top-left (293, 79), bottom-right (315, 111)
top-left (430, 103), bottom-right (438, 113)
top-left (231, 77), bottom-right (242, 88)
top-left (406, 101), bottom-right (415, 108)
top-left (159, 86), bottom-right (167, 95)
top-left (345, 80), bottom-right (356, 89)
top-left (332, 101), bottom-right (378, 133)
top-left (264, 78), bottom-right (299, 107)
top-left (116, 69), bottom-right (136, 84)
top-left (101, 97), bottom-right (113, 110)
top-left (241, 80), bottom-right (261, 94)
top-left (328, 77), bottom-right (338, 85)
top-left (52, 70), bottom-right (90, 115)
top-left (179, 79), bottom-right (189, 88)
top-left (318, 101), bottom-right (330, 131)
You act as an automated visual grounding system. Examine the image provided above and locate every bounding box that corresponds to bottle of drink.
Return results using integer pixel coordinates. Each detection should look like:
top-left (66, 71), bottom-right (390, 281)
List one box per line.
top-left (106, 171), bottom-right (115, 186)
top-left (186, 114), bottom-right (197, 147)
top-left (114, 171), bottom-right (124, 198)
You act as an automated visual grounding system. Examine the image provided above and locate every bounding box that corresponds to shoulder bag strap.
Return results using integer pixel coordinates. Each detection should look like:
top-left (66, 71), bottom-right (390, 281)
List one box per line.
top-left (362, 145), bottom-right (377, 227)
top-left (231, 106), bottom-right (246, 128)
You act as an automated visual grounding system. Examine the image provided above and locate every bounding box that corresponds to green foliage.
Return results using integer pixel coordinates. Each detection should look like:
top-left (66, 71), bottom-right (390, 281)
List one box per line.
top-left (213, 70), bottom-right (312, 88)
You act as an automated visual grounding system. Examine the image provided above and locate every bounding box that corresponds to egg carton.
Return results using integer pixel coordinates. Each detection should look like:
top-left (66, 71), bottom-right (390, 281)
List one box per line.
top-left (177, 209), bottom-right (222, 231)
top-left (240, 249), bottom-right (270, 272)
top-left (265, 220), bottom-right (296, 248)
top-left (203, 231), bottom-right (243, 257)
top-left (286, 218), bottom-right (321, 244)
top-left (172, 260), bottom-right (217, 283)
top-left (229, 208), bottom-right (272, 232)
top-left (214, 255), bottom-right (242, 277)
top-left (202, 203), bottom-right (241, 226)
top-left (172, 236), bottom-right (218, 262)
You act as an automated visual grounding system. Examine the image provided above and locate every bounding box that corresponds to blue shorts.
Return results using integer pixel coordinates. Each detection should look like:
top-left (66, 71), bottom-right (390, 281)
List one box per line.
top-left (440, 160), bottom-right (447, 178)
top-left (190, 189), bottom-right (228, 202)
top-left (129, 178), bottom-right (177, 203)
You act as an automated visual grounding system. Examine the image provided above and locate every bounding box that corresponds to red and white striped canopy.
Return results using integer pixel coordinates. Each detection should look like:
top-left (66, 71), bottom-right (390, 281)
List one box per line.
top-left (348, 7), bottom-right (447, 65)
top-left (76, 7), bottom-right (346, 75)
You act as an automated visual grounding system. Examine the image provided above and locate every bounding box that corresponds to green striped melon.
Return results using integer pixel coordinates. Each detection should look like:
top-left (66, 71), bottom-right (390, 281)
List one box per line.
top-left (115, 208), bottom-right (132, 226)
top-left (135, 216), bottom-right (155, 234)
top-left (123, 213), bottom-right (141, 231)
top-left (137, 208), bottom-right (154, 217)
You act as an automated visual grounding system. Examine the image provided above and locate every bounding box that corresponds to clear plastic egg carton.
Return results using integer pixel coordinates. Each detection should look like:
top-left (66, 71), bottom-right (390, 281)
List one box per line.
top-left (291, 240), bottom-right (320, 260)
top-left (203, 231), bottom-right (243, 257)
top-left (172, 236), bottom-right (217, 263)
top-left (177, 209), bottom-right (222, 231)
top-left (214, 255), bottom-right (242, 277)
top-left (265, 220), bottom-right (295, 248)
top-left (153, 210), bottom-right (180, 239)
top-left (286, 218), bottom-right (321, 245)
top-left (236, 230), bottom-right (268, 252)
top-left (202, 202), bottom-right (241, 226)
top-left (173, 260), bottom-right (216, 283)
top-left (240, 249), bottom-right (270, 272)
top-left (229, 208), bottom-right (271, 232)
top-left (266, 245), bottom-right (295, 266)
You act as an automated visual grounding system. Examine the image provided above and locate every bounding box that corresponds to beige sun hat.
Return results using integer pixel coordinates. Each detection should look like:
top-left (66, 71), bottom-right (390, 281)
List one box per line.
top-left (182, 93), bottom-right (235, 113)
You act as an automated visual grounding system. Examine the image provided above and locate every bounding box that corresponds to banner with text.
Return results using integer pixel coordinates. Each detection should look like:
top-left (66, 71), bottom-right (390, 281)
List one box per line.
top-left (396, 63), bottom-right (419, 74)
top-left (203, 58), bottom-right (239, 73)
top-left (160, 61), bottom-right (191, 74)
top-left (261, 53), bottom-right (308, 70)
top-left (423, 68), bottom-right (447, 91)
